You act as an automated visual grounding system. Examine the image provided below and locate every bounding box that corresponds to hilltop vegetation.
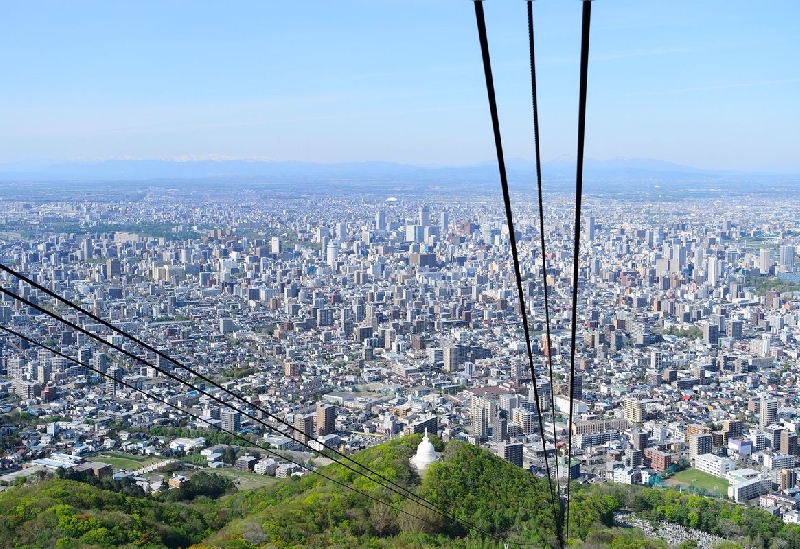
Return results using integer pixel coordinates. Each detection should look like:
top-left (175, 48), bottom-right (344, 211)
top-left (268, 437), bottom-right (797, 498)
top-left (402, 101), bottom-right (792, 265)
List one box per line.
top-left (5, 436), bottom-right (800, 548)
top-left (0, 477), bottom-right (230, 548)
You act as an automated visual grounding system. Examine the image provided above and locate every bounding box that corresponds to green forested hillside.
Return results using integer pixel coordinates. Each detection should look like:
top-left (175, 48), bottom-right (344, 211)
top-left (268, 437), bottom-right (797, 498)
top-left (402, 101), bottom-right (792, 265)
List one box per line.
top-left (5, 436), bottom-right (800, 549)
top-left (0, 478), bottom-right (227, 548)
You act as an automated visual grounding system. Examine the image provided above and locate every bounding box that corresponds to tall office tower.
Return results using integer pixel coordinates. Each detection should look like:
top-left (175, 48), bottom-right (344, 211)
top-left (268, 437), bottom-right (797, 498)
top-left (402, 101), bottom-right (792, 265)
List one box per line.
top-left (781, 469), bottom-right (797, 491)
top-left (702, 322), bottom-right (719, 345)
top-left (82, 238), bottom-right (92, 260)
top-left (493, 412), bottom-right (508, 443)
top-left (375, 210), bottom-right (387, 231)
top-left (760, 248), bottom-right (773, 274)
top-left (440, 211), bottom-right (449, 233)
top-left (326, 241), bottom-right (338, 270)
top-left (270, 236), bottom-right (282, 255)
top-left (221, 408), bottom-right (242, 433)
top-left (106, 258), bottom-right (121, 279)
top-left (586, 215), bottom-right (596, 242)
top-left (567, 372), bottom-right (583, 400)
top-left (337, 222), bottom-right (347, 241)
top-left (498, 442), bottom-right (523, 467)
top-left (780, 430), bottom-right (797, 455)
top-left (105, 366), bottom-right (123, 396)
top-left (707, 255), bottom-right (720, 287)
top-left (93, 352), bottom-right (109, 374)
top-left (316, 403), bottom-right (336, 436)
top-left (727, 320), bottom-right (743, 340)
top-left (780, 245), bottom-right (795, 273)
top-left (694, 247), bottom-right (704, 270)
top-left (672, 244), bottom-right (687, 271)
top-left (631, 429), bottom-right (649, 451)
top-left (293, 413), bottom-right (314, 444)
top-left (760, 397), bottom-right (778, 429)
top-left (418, 205), bottom-right (430, 227)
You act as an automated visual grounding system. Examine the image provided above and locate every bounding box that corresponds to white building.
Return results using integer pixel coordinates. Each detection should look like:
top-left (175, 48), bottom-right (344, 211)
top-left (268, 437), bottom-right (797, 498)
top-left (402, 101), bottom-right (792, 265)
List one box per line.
top-left (694, 453), bottom-right (735, 478)
top-left (254, 458), bottom-right (278, 476)
top-left (728, 478), bottom-right (771, 503)
top-left (764, 453), bottom-right (795, 470)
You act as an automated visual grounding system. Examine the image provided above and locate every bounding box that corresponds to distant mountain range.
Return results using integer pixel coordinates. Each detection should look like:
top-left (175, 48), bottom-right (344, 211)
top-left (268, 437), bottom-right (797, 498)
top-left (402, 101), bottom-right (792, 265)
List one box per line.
top-left (0, 157), bottom-right (796, 197)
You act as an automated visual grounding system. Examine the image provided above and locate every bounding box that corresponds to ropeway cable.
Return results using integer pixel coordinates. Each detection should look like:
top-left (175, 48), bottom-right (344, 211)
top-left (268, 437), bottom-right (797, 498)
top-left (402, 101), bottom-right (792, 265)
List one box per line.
top-left (0, 323), bottom-right (453, 537)
top-left (472, 3), bottom-right (563, 547)
top-left (0, 276), bottom-right (515, 544)
top-left (565, 0), bottom-right (593, 542)
top-left (0, 264), bottom-right (449, 516)
top-left (526, 0), bottom-right (561, 498)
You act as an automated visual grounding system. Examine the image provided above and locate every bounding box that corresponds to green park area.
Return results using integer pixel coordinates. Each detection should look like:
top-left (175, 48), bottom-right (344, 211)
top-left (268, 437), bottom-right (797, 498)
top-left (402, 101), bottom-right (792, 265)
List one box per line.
top-left (215, 468), bottom-right (280, 490)
top-left (666, 467), bottom-right (729, 496)
top-left (94, 452), bottom-right (161, 471)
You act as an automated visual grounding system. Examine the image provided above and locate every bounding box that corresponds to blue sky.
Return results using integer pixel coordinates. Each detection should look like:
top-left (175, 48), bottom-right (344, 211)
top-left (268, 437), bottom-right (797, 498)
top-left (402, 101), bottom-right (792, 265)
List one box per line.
top-left (0, 1), bottom-right (797, 171)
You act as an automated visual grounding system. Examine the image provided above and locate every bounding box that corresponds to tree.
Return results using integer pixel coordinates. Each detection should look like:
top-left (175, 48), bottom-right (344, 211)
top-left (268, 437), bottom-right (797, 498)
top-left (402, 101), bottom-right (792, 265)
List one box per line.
top-left (222, 446), bottom-right (238, 465)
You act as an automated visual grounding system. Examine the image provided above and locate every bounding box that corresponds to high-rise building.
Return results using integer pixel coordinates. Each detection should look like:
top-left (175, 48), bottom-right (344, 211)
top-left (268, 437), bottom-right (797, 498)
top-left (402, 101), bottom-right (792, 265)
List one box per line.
top-left (220, 318), bottom-right (234, 334)
top-left (293, 413), bottom-right (315, 444)
top-left (781, 430), bottom-right (797, 456)
top-left (722, 419), bottom-right (743, 443)
top-left (707, 255), bottom-right (720, 287)
top-left (760, 248), bottom-right (773, 274)
top-left (93, 352), bottom-right (109, 374)
top-left (326, 241), bottom-right (339, 270)
top-left (270, 236), bottom-right (282, 255)
top-left (221, 409), bottom-right (241, 433)
top-left (375, 210), bottom-right (387, 231)
top-left (316, 403), bottom-right (336, 436)
top-left (36, 363), bottom-right (51, 384)
top-left (418, 205), bottom-right (430, 227)
top-left (623, 398), bottom-right (644, 424)
top-left (498, 442), bottom-right (523, 467)
top-left (650, 351), bottom-right (663, 370)
top-left (780, 245), bottom-right (795, 273)
top-left (586, 215), bottom-right (596, 242)
top-left (440, 211), bottom-right (449, 233)
top-left (761, 397), bottom-right (778, 429)
top-left (631, 430), bottom-right (649, 451)
top-left (781, 468), bottom-right (797, 491)
top-left (105, 366), bottom-right (123, 396)
top-left (442, 345), bottom-right (466, 372)
top-left (106, 258), bottom-right (121, 279)
top-left (702, 322), bottom-right (719, 345)
top-left (82, 238), bottom-right (92, 260)
top-left (689, 433), bottom-right (713, 459)
top-left (727, 320), bottom-right (743, 340)
top-left (493, 412), bottom-right (508, 443)
top-left (7, 356), bottom-right (25, 380)
top-left (472, 406), bottom-right (488, 439)
top-left (568, 373), bottom-right (583, 400)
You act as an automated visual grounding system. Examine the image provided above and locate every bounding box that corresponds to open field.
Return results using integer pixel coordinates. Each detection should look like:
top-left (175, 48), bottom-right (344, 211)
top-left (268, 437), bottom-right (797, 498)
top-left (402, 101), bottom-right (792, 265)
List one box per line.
top-left (94, 452), bottom-right (161, 471)
top-left (215, 468), bottom-right (280, 490)
top-left (666, 468), bottom-right (729, 496)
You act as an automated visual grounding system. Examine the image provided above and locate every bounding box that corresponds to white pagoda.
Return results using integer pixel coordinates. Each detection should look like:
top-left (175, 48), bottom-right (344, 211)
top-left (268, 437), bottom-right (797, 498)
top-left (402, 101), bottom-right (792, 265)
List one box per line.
top-left (410, 428), bottom-right (440, 473)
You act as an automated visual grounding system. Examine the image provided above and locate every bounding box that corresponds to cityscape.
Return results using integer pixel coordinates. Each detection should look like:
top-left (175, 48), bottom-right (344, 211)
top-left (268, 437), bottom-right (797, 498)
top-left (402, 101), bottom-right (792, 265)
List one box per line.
top-left (1, 1), bottom-right (798, 547)
top-left (2, 177), bottom-right (800, 526)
